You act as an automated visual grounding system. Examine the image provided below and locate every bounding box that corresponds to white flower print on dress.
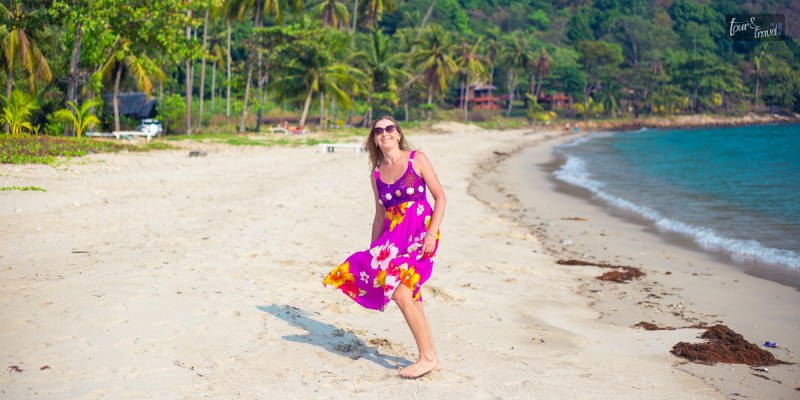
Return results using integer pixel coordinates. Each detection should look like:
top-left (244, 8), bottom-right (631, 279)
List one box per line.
top-left (416, 203), bottom-right (424, 216)
top-left (383, 275), bottom-right (400, 294)
top-left (385, 193), bottom-right (392, 200)
top-left (418, 186), bottom-right (424, 193)
top-left (369, 241), bottom-right (398, 270)
top-left (406, 187), bottom-right (415, 195)
top-left (360, 271), bottom-right (369, 284)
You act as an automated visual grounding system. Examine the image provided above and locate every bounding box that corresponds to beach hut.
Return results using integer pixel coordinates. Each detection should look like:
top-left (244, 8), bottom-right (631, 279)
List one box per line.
top-left (456, 83), bottom-right (500, 110)
top-left (537, 92), bottom-right (572, 110)
top-left (101, 92), bottom-right (158, 120)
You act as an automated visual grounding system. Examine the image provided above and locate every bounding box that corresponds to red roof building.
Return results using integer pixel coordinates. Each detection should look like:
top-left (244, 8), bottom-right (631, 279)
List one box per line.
top-left (537, 92), bottom-right (572, 110)
top-left (457, 83), bottom-right (500, 109)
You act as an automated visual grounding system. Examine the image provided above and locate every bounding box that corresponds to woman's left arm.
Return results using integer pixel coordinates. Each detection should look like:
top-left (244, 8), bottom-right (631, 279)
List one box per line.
top-left (415, 152), bottom-right (446, 254)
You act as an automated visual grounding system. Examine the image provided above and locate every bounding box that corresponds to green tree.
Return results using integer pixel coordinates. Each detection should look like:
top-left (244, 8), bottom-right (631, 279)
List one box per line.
top-left (577, 40), bottom-right (622, 104)
top-left (573, 96), bottom-right (604, 120)
top-left (225, 0), bottom-right (303, 133)
top-left (0, 1), bottom-right (52, 99)
top-left (528, 9), bottom-right (549, 31)
top-left (1, 89), bottom-right (39, 135)
top-left (543, 46), bottom-right (585, 115)
top-left (532, 47), bottom-right (549, 99)
top-left (49, 0), bottom-right (90, 107)
top-left (741, 48), bottom-right (768, 110)
top-left (53, 99), bottom-right (101, 138)
top-left (159, 93), bottom-right (186, 134)
top-left (673, 54), bottom-right (745, 112)
top-left (49, 0), bottom-right (118, 115)
top-left (311, 0), bottom-right (350, 29)
top-left (98, 41), bottom-right (166, 132)
top-left (480, 25), bottom-right (501, 98)
top-left (207, 33), bottom-right (228, 113)
top-left (359, 0), bottom-right (397, 29)
top-left (413, 24), bottom-right (457, 107)
top-left (454, 38), bottom-right (487, 121)
top-left (668, 0), bottom-right (726, 56)
top-left (566, 6), bottom-right (593, 45)
top-left (353, 29), bottom-right (409, 126)
top-left (606, 15), bottom-right (677, 68)
top-left (498, 32), bottom-right (535, 117)
top-left (273, 26), bottom-right (365, 127)
top-left (761, 57), bottom-right (800, 111)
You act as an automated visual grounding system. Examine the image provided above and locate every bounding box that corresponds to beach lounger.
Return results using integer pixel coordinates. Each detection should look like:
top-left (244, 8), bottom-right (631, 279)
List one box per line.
top-left (112, 131), bottom-right (159, 142)
top-left (318, 143), bottom-right (362, 154)
top-left (269, 126), bottom-right (290, 134)
top-left (269, 126), bottom-right (307, 135)
top-left (85, 132), bottom-right (117, 139)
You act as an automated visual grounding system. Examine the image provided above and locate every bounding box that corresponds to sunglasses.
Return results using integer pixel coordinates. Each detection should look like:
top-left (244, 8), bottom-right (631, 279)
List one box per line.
top-left (372, 125), bottom-right (397, 135)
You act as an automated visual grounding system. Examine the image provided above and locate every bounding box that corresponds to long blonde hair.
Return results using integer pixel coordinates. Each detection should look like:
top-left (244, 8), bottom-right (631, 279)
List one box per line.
top-left (364, 116), bottom-right (410, 171)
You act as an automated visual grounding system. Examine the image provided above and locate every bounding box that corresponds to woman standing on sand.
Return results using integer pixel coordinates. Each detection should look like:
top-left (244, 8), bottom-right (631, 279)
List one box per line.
top-left (323, 116), bottom-right (446, 379)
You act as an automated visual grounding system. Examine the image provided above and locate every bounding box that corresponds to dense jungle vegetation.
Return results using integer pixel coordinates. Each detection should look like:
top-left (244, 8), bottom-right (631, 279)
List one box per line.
top-left (1, 0), bottom-right (798, 136)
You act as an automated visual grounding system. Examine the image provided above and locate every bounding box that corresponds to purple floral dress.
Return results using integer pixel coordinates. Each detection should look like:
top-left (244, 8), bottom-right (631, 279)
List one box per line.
top-left (323, 151), bottom-right (440, 311)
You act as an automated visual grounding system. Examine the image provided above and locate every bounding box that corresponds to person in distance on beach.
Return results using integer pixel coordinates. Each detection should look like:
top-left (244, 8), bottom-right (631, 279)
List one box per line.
top-left (323, 116), bottom-right (446, 379)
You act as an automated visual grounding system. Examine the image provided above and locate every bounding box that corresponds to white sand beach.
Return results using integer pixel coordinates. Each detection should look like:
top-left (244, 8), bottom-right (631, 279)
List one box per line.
top-left (1, 125), bottom-right (796, 399)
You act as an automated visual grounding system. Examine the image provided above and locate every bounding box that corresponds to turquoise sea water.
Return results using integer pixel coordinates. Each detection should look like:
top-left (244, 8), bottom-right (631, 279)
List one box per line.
top-left (553, 123), bottom-right (800, 270)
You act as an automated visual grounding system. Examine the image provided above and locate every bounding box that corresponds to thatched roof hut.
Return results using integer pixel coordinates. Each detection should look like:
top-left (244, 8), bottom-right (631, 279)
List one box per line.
top-left (101, 92), bottom-right (158, 120)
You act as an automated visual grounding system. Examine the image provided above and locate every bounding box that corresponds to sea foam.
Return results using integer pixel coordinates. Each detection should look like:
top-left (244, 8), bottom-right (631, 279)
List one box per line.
top-left (552, 150), bottom-right (800, 270)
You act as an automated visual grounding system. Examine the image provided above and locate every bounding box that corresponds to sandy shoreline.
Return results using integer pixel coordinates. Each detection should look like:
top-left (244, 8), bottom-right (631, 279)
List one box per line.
top-left (482, 132), bottom-right (800, 399)
top-left (0, 125), bottom-right (794, 398)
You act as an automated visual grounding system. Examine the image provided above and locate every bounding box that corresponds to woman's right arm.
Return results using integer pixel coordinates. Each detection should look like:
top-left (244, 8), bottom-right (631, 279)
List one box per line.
top-left (370, 175), bottom-right (385, 243)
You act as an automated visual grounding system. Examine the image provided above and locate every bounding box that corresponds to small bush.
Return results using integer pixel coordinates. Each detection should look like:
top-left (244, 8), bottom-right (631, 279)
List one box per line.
top-left (0, 185), bottom-right (46, 191)
top-left (0, 134), bottom-right (172, 165)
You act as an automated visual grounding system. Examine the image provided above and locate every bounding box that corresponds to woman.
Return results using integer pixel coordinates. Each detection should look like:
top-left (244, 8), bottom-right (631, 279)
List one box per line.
top-left (323, 116), bottom-right (446, 379)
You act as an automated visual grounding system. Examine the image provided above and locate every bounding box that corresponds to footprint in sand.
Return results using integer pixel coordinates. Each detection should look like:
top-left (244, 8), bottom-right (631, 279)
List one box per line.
top-left (333, 338), bottom-right (367, 360)
top-left (367, 337), bottom-right (409, 356)
top-left (425, 285), bottom-right (463, 302)
top-left (323, 302), bottom-right (345, 314)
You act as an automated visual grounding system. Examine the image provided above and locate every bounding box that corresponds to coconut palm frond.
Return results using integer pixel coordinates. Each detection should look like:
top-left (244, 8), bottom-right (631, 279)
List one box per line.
top-left (98, 55), bottom-right (118, 85)
top-left (125, 54), bottom-right (153, 96)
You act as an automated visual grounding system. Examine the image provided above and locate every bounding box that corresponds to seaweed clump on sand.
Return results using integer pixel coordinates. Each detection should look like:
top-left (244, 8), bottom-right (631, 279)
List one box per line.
top-left (633, 322), bottom-right (675, 331)
top-left (556, 259), bottom-right (645, 283)
top-left (671, 325), bottom-right (787, 366)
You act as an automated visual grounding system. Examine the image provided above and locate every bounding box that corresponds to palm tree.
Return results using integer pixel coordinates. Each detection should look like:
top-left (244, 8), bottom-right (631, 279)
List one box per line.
top-left (499, 34), bottom-right (534, 117)
top-left (225, 0), bottom-right (303, 133)
top-left (226, 0), bottom-right (303, 25)
top-left (273, 27), bottom-right (365, 127)
top-left (413, 25), bottom-right (457, 106)
top-left (534, 48), bottom-right (550, 99)
top-left (197, 7), bottom-right (211, 132)
top-left (0, 89), bottom-right (38, 135)
top-left (0, 1), bottom-right (52, 99)
top-left (311, 0), bottom-right (350, 29)
top-left (742, 50), bottom-right (768, 111)
top-left (98, 42), bottom-right (166, 132)
top-left (392, 28), bottom-right (420, 120)
top-left (351, 0), bottom-right (359, 34)
top-left (455, 39), bottom-right (488, 121)
top-left (353, 29), bottom-right (409, 126)
top-left (207, 36), bottom-right (228, 113)
top-left (481, 26), bottom-right (501, 98)
top-left (222, 5), bottom-right (234, 124)
top-left (359, 0), bottom-right (396, 29)
top-left (54, 99), bottom-right (102, 138)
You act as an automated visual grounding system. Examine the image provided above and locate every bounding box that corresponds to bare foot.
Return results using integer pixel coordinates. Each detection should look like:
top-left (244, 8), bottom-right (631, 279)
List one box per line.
top-left (399, 358), bottom-right (441, 379)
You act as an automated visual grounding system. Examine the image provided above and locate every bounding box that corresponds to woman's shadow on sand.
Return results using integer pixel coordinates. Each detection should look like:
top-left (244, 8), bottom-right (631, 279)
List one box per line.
top-left (257, 304), bottom-right (409, 370)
